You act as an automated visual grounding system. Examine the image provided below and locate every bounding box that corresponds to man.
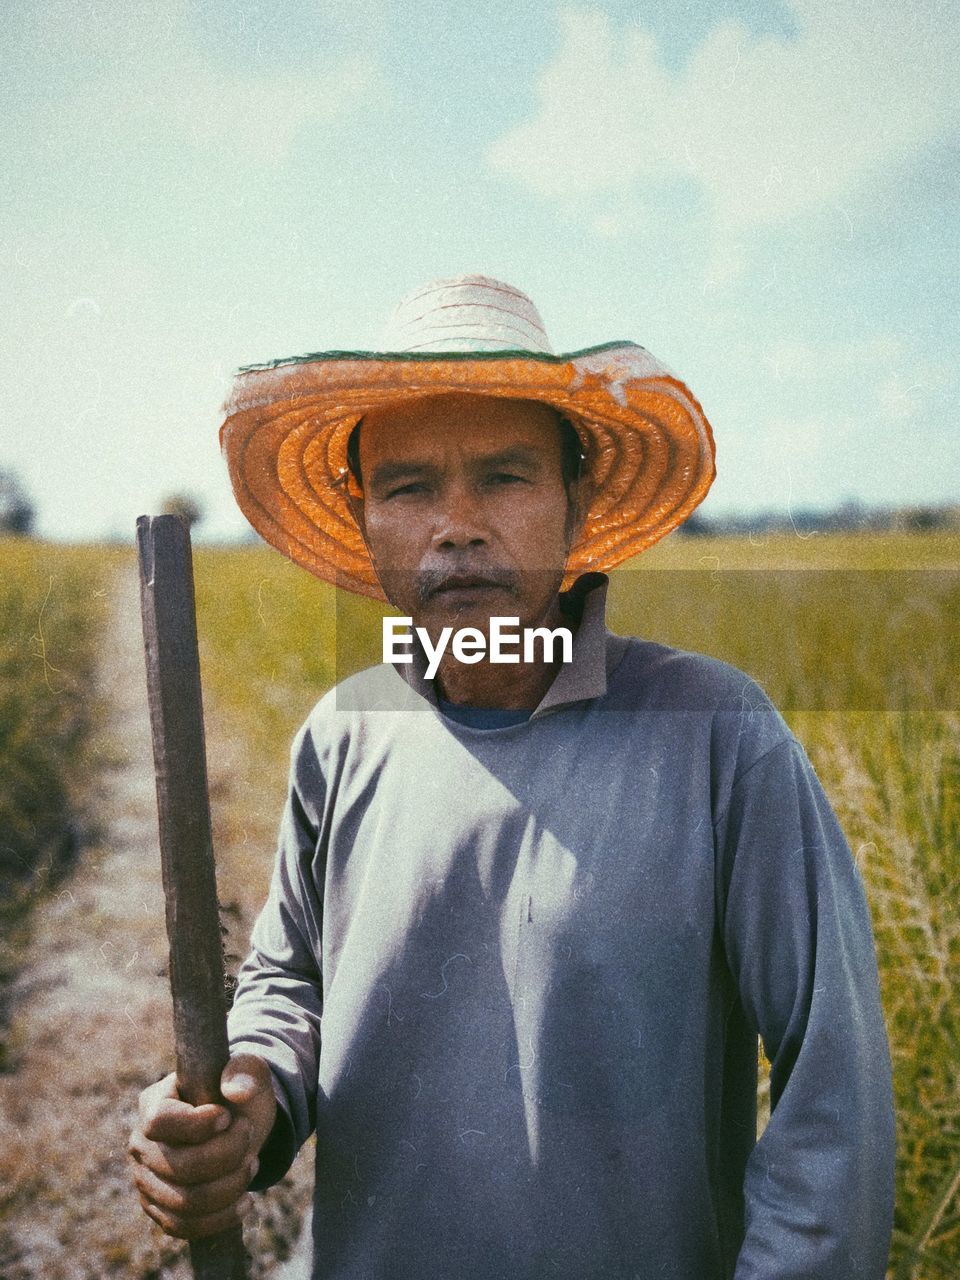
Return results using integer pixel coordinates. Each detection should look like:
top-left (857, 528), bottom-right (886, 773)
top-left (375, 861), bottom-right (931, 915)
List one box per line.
top-left (129, 275), bottom-right (896, 1278)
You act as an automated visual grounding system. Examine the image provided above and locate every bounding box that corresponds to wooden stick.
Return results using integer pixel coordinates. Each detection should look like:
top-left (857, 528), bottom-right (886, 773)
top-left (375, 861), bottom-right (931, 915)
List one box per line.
top-left (137, 514), bottom-right (249, 1280)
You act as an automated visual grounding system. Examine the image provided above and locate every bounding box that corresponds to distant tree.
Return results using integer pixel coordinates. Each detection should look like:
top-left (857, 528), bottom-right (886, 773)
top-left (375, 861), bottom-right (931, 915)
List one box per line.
top-left (676, 512), bottom-right (712, 536)
top-left (0, 469), bottom-right (36, 535)
top-left (160, 493), bottom-right (204, 528)
top-left (905, 506), bottom-right (944, 532)
top-left (834, 498), bottom-right (868, 532)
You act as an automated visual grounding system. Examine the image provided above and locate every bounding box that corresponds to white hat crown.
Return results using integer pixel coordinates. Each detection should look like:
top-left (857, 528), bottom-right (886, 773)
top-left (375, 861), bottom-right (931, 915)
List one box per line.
top-left (379, 273), bottom-right (555, 356)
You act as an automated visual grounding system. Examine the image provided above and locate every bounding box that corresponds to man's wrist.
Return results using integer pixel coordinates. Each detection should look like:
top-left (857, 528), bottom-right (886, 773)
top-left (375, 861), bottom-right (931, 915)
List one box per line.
top-left (226, 1050), bottom-right (299, 1186)
top-left (248, 1098), bottom-right (297, 1191)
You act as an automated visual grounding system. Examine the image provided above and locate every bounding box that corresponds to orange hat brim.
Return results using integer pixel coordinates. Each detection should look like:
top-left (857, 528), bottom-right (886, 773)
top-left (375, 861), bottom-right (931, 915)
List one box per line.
top-left (219, 342), bottom-right (716, 600)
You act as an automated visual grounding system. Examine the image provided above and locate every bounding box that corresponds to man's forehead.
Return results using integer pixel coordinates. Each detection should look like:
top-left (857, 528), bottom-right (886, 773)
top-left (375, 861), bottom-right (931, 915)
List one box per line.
top-left (358, 393), bottom-right (563, 462)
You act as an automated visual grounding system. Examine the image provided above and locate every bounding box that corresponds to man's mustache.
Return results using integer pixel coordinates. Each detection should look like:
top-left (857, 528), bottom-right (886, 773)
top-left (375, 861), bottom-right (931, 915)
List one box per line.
top-left (415, 565), bottom-right (521, 605)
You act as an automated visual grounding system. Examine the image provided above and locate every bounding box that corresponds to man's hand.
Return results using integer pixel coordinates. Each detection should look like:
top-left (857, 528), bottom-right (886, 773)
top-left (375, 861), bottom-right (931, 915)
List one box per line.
top-left (128, 1053), bottom-right (278, 1240)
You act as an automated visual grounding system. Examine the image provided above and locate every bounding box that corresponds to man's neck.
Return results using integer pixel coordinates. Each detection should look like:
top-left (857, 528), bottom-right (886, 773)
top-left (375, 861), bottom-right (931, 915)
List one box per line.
top-left (431, 594), bottom-right (572, 711)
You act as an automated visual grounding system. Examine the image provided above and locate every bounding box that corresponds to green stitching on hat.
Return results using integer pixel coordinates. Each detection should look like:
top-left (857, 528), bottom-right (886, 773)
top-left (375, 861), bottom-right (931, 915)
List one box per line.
top-left (236, 340), bottom-right (641, 376)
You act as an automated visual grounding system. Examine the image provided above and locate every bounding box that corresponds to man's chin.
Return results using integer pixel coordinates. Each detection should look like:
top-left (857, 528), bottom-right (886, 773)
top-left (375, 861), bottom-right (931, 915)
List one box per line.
top-left (422, 587), bottom-right (513, 631)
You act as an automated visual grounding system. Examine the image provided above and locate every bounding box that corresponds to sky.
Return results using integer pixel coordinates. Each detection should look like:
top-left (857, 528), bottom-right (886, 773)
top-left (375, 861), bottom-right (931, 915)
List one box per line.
top-left (2, 0), bottom-right (958, 541)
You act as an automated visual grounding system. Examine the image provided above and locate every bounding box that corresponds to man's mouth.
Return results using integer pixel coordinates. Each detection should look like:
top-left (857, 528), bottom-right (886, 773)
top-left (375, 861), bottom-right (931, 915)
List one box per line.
top-left (433, 576), bottom-right (505, 596)
top-left (419, 570), bottom-right (518, 602)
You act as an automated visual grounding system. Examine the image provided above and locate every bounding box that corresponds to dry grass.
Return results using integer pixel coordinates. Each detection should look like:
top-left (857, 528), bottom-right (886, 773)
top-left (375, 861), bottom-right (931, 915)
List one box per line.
top-left (0, 539), bottom-right (122, 1059)
top-left (814, 713), bottom-right (960, 1279)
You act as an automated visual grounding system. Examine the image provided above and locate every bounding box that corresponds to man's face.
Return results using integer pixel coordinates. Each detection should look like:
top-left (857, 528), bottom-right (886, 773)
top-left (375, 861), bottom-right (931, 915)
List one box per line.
top-left (356, 392), bottom-right (582, 638)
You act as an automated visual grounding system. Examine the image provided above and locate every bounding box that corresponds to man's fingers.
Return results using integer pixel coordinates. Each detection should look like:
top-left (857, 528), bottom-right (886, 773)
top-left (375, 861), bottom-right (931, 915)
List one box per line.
top-left (130, 1057), bottom-right (274, 1242)
top-left (132, 1153), bottom-right (259, 1218)
top-left (129, 1115), bottom-right (252, 1184)
top-left (140, 1094), bottom-right (231, 1145)
top-left (221, 1053), bottom-right (273, 1105)
top-left (137, 1071), bottom-right (178, 1117)
top-left (140, 1190), bottom-right (254, 1241)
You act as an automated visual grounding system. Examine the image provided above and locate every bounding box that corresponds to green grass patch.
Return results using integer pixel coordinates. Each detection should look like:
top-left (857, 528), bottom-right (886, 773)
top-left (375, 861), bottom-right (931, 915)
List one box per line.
top-left (0, 540), bottom-right (117, 964)
top-left (193, 546), bottom-right (385, 799)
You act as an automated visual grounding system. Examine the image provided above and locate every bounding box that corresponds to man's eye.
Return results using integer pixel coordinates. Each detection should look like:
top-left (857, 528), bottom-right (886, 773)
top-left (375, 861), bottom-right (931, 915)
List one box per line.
top-left (487, 472), bottom-right (527, 486)
top-left (386, 482), bottom-right (428, 498)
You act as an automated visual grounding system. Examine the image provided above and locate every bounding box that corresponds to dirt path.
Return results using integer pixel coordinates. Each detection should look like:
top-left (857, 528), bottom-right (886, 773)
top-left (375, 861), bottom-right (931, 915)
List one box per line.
top-left (274, 1206), bottom-right (312, 1279)
top-left (0, 563), bottom-right (310, 1279)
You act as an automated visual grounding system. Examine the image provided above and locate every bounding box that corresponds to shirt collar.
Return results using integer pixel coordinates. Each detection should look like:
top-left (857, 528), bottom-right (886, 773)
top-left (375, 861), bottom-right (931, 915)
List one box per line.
top-left (393, 572), bottom-right (621, 719)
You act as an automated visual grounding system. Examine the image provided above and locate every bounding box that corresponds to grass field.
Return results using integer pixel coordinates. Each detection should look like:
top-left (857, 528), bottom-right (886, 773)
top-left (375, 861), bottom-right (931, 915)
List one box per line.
top-left (0, 539), bottom-right (118, 1060)
top-left (1, 530), bottom-right (956, 1278)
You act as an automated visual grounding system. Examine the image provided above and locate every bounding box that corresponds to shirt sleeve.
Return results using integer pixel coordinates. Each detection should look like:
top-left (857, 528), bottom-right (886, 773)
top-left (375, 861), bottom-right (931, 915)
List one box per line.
top-left (227, 722), bottom-right (326, 1191)
top-left (714, 733), bottom-right (896, 1280)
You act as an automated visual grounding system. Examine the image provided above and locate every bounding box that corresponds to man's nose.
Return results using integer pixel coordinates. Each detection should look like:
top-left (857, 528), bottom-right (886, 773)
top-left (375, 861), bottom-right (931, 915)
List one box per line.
top-left (432, 489), bottom-right (488, 551)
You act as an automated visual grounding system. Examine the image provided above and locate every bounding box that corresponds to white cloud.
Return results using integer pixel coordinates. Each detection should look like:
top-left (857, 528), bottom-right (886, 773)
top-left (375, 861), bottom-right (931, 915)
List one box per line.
top-left (488, 2), bottom-right (960, 229)
top-left (14, 0), bottom-right (386, 164)
top-left (701, 240), bottom-right (747, 292)
top-left (877, 374), bottom-right (923, 421)
top-left (592, 212), bottom-right (623, 237)
top-left (175, 54), bottom-right (383, 158)
top-left (876, 360), bottom-right (955, 421)
top-left (707, 411), bottom-right (838, 510)
top-left (0, 230), bottom-right (252, 540)
top-left (762, 335), bottom-right (904, 382)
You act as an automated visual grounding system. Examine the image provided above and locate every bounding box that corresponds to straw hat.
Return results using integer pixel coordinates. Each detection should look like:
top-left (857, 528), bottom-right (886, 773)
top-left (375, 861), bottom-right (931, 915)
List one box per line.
top-left (220, 274), bottom-right (716, 599)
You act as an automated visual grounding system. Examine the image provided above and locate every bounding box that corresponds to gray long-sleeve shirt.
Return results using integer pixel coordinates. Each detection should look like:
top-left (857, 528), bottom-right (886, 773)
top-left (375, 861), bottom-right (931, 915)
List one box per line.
top-left (227, 574), bottom-right (895, 1279)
